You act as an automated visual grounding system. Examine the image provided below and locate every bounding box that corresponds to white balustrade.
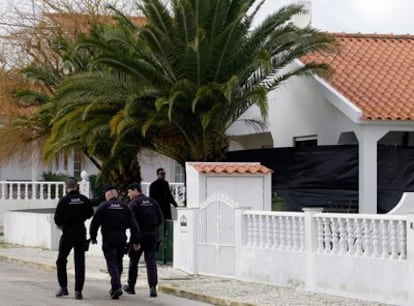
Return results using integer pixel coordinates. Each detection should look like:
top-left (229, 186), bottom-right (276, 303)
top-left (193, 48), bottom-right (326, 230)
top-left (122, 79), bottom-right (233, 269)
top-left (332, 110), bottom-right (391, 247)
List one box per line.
top-left (346, 218), bottom-right (355, 255)
top-left (0, 181), bottom-right (66, 200)
top-left (286, 216), bottom-right (292, 250)
top-left (398, 220), bottom-right (407, 260)
top-left (247, 214), bottom-right (253, 247)
top-left (265, 215), bottom-right (273, 248)
top-left (298, 217), bottom-right (305, 251)
top-left (338, 218), bottom-right (347, 254)
top-left (331, 218), bottom-right (340, 254)
top-left (381, 219), bottom-right (389, 258)
top-left (316, 217), bottom-right (324, 253)
top-left (313, 213), bottom-right (407, 260)
top-left (272, 215), bottom-right (279, 249)
top-left (243, 211), bottom-right (305, 251)
top-left (372, 219), bottom-right (380, 257)
top-left (362, 219), bottom-right (371, 257)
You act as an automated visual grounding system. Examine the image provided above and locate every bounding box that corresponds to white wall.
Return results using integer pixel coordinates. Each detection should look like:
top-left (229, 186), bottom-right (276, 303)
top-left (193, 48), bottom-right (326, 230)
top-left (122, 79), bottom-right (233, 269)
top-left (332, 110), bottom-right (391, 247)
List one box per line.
top-left (268, 77), bottom-right (355, 148)
top-left (138, 150), bottom-right (178, 183)
top-left (4, 210), bottom-right (60, 250)
top-left (185, 162), bottom-right (272, 210)
top-left (0, 157), bottom-right (38, 181)
top-left (174, 200), bottom-right (412, 305)
top-left (226, 72), bottom-right (357, 150)
top-left (206, 176), bottom-right (266, 210)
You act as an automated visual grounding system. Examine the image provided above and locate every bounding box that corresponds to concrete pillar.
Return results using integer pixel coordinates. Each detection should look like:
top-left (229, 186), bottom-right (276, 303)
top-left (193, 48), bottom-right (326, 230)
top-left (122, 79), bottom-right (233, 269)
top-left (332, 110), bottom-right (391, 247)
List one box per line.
top-left (356, 127), bottom-right (387, 214)
top-left (303, 208), bottom-right (323, 290)
top-left (358, 139), bottom-right (378, 213)
top-left (173, 208), bottom-right (198, 273)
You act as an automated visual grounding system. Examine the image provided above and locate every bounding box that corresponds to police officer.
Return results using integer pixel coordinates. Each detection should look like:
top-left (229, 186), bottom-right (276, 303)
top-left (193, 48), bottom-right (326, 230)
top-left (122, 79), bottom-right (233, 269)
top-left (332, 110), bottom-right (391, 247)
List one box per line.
top-left (54, 177), bottom-right (94, 300)
top-left (89, 185), bottom-right (141, 299)
top-left (123, 182), bottom-right (163, 297)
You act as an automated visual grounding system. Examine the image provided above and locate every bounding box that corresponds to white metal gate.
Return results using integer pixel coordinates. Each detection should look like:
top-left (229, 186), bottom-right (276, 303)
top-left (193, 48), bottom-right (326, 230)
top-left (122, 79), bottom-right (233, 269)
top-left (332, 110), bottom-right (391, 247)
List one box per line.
top-left (197, 194), bottom-right (236, 277)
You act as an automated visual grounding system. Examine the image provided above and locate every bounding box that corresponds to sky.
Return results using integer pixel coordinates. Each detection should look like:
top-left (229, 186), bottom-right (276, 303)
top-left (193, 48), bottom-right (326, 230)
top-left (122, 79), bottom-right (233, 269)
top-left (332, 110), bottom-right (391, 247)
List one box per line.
top-left (1, 0), bottom-right (414, 35)
top-left (257, 0), bottom-right (414, 34)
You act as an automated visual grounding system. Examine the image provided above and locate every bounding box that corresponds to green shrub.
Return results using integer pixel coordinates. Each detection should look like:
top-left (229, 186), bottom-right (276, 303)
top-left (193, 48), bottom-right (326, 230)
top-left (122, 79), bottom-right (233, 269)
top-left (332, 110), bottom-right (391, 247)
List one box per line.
top-left (272, 195), bottom-right (286, 211)
top-left (89, 175), bottom-right (105, 206)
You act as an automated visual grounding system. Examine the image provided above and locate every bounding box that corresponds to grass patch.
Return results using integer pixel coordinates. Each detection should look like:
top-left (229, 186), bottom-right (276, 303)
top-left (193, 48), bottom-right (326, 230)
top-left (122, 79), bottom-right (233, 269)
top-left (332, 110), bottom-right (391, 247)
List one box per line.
top-left (0, 242), bottom-right (8, 248)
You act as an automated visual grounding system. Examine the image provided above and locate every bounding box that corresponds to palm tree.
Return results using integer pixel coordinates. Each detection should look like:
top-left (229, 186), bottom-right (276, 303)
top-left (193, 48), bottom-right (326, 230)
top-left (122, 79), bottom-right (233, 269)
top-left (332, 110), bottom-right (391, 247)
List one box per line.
top-left (138, 0), bottom-right (337, 163)
top-left (44, 68), bottom-right (157, 185)
top-left (51, 0), bottom-right (337, 167)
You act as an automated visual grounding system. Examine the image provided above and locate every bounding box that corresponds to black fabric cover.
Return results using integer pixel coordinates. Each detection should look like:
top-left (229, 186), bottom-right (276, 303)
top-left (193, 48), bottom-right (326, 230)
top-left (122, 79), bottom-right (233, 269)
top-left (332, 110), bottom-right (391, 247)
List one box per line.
top-left (225, 145), bottom-right (414, 213)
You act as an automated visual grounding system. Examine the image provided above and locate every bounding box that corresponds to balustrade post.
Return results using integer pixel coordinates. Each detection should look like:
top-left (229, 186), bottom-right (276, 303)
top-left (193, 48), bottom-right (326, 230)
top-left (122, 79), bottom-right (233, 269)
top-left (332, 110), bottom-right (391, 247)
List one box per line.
top-left (302, 207), bottom-right (323, 291)
top-left (79, 170), bottom-right (90, 198)
top-left (235, 208), bottom-right (249, 247)
top-left (405, 212), bottom-right (414, 304)
top-left (17, 183), bottom-right (21, 200)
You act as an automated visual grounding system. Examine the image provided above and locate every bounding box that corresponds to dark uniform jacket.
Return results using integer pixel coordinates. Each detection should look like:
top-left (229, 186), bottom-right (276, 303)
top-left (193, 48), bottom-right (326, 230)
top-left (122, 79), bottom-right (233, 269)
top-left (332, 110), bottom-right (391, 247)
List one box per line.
top-left (149, 179), bottom-right (177, 220)
top-left (128, 194), bottom-right (163, 232)
top-left (89, 197), bottom-right (141, 245)
top-left (54, 190), bottom-right (93, 230)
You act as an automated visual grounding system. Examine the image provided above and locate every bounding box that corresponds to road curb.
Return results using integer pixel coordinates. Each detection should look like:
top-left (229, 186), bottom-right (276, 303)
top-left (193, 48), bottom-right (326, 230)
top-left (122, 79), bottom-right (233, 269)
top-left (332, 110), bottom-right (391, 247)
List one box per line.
top-left (0, 253), bottom-right (257, 306)
top-left (159, 284), bottom-right (257, 306)
top-left (0, 254), bottom-right (56, 273)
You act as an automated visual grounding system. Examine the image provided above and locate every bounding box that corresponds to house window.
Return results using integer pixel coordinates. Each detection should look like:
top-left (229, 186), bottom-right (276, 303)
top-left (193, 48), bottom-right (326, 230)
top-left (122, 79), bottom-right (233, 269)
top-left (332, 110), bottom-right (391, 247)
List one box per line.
top-left (63, 155), bottom-right (68, 171)
top-left (174, 162), bottom-right (185, 183)
top-left (294, 135), bottom-right (317, 148)
top-left (55, 155), bottom-right (60, 169)
top-left (73, 149), bottom-right (82, 178)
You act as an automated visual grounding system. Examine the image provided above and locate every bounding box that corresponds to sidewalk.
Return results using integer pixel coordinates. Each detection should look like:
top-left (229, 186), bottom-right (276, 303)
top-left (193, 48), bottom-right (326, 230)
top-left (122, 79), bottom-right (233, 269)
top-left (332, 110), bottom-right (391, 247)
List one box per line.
top-left (0, 240), bottom-right (390, 306)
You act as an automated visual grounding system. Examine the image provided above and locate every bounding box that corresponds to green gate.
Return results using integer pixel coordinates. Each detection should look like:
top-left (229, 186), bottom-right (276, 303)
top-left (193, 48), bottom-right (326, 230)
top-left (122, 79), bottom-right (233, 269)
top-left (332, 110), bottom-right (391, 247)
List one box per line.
top-left (156, 220), bottom-right (173, 264)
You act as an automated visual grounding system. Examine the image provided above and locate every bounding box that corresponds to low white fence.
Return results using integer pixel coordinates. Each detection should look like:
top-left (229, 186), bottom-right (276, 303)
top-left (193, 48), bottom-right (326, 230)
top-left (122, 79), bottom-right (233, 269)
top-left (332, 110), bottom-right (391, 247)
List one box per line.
top-left (0, 181), bottom-right (66, 226)
top-left (2, 180), bottom-right (185, 245)
top-left (0, 181), bottom-right (66, 200)
top-left (175, 204), bottom-right (414, 305)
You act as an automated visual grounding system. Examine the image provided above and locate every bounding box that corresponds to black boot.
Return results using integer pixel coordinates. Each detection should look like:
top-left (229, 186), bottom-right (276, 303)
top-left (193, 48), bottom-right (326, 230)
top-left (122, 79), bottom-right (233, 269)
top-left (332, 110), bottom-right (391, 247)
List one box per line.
top-left (111, 288), bottom-right (123, 299)
top-left (75, 291), bottom-right (83, 300)
top-left (123, 284), bottom-right (135, 295)
top-left (150, 286), bottom-right (157, 297)
top-left (56, 287), bottom-right (68, 297)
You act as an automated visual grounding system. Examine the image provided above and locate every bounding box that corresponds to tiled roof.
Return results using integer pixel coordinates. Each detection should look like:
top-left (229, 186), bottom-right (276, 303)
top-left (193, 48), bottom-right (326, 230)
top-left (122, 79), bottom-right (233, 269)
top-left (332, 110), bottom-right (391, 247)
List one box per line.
top-left (302, 33), bottom-right (414, 121)
top-left (190, 163), bottom-right (273, 174)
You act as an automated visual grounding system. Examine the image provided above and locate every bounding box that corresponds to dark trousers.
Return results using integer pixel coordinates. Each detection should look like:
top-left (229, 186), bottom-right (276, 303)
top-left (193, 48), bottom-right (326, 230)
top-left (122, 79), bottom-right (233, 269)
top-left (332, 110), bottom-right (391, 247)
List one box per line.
top-left (56, 227), bottom-right (86, 292)
top-left (102, 236), bottom-right (126, 292)
top-left (128, 231), bottom-right (158, 288)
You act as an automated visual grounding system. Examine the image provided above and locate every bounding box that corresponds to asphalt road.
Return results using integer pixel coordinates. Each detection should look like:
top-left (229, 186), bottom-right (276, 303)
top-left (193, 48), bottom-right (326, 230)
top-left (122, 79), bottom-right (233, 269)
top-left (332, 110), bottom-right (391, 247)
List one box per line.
top-left (0, 261), bottom-right (211, 306)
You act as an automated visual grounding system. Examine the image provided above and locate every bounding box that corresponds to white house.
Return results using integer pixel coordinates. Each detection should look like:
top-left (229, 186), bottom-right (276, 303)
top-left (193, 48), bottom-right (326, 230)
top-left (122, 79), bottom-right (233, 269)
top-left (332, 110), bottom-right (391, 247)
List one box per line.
top-left (2, 3), bottom-right (414, 214)
top-left (4, 32), bottom-right (414, 214)
top-left (227, 32), bottom-right (414, 214)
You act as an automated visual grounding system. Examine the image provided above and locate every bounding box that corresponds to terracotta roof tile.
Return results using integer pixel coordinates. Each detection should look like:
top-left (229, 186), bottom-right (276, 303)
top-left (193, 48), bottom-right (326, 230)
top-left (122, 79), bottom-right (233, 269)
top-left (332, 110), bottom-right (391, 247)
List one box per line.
top-left (190, 162), bottom-right (273, 174)
top-left (301, 33), bottom-right (414, 121)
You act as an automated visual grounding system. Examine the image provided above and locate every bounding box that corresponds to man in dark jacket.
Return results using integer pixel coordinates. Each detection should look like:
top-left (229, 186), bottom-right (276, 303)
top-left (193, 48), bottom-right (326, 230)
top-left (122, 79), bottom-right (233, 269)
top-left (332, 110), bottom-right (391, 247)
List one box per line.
top-left (89, 185), bottom-right (141, 300)
top-left (124, 182), bottom-right (163, 297)
top-left (149, 168), bottom-right (178, 220)
top-left (54, 177), bottom-right (94, 300)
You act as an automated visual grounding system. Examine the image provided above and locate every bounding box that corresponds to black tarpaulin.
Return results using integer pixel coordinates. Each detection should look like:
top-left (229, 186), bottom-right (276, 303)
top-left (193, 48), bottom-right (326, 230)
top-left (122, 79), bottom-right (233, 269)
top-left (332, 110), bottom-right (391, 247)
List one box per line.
top-left (225, 145), bottom-right (414, 213)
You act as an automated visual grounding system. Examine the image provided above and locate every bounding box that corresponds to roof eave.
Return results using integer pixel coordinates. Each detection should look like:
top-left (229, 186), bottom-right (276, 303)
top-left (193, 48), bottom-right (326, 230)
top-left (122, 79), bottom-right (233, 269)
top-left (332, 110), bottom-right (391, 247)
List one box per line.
top-left (314, 74), bottom-right (363, 124)
top-left (294, 59), bottom-right (363, 124)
